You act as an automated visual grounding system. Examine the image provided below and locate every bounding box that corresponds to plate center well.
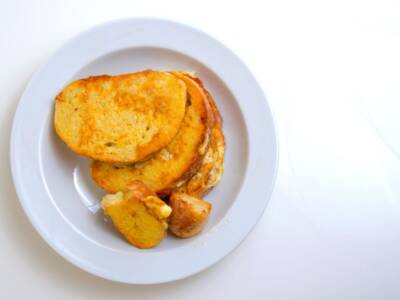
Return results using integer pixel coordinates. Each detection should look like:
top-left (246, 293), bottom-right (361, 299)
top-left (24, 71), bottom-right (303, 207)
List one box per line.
top-left (40, 47), bottom-right (248, 252)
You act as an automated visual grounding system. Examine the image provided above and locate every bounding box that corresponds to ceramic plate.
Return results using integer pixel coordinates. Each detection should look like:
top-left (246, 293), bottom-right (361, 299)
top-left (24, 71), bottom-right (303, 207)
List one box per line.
top-left (10, 18), bottom-right (278, 284)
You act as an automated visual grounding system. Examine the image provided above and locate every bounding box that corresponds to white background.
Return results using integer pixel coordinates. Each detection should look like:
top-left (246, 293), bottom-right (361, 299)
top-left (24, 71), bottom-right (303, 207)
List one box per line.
top-left (1, 0), bottom-right (400, 299)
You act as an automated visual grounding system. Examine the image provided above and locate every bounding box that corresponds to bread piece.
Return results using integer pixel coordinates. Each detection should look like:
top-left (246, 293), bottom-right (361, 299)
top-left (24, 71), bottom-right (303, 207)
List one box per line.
top-left (91, 73), bottom-right (213, 194)
top-left (55, 70), bottom-right (187, 163)
top-left (177, 125), bottom-right (225, 196)
top-left (168, 192), bottom-right (212, 238)
top-left (101, 181), bottom-right (172, 249)
top-left (185, 73), bottom-right (223, 126)
top-left (173, 73), bottom-right (225, 196)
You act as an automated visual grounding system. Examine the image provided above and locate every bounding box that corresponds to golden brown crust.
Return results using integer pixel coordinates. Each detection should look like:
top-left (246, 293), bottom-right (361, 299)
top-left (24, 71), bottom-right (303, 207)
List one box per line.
top-left (168, 192), bottom-right (212, 238)
top-left (183, 73), bottom-right (223, 126)
top-left (54, 70), bottom-right (187, 163)
top-left (91, 73), bottom-right (214, 195)
top-left (101, 181), bottom-right (171, 249)
top-left (171, 73), bottom-right (225, 197)
top-left (126, 180), bottom-right (154, 198)
top-left (177, 126), bottom-right (225, 197)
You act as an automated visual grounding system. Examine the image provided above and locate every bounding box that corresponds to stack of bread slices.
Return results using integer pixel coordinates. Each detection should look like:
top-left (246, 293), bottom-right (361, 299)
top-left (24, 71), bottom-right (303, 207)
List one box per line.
top-left (54, 70), bottom-right (225, 248)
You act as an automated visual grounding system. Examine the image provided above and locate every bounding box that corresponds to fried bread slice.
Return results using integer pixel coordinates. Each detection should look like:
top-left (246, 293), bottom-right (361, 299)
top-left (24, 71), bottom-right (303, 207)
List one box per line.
top-left (102, 181), bottom-right (172, 249)
top-left (173, 74), bottom-right (225, 196)
top-left (55, 70), bottom-right (187, 163)
top-left (184, 73), bottom-right (223, 126)
top-left (91, 73), bottom-right (213, 194)
top-left (176, 125), bottom-right (225, 196)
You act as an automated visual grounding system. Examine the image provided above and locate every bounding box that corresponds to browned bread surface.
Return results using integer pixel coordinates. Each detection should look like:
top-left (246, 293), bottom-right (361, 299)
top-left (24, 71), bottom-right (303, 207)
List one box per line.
top-left (101, 181), bottom-right (172, 249)
top-left (55, 70), bottom-right (187, 163)
top-left (168, 192), bottom-right (212, 238)
top-left (91, 73), bottom-right (213, 194)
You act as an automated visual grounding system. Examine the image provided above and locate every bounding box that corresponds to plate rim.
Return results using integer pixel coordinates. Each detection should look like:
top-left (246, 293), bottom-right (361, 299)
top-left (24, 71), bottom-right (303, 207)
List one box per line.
top-left (10, 17), bottom-right (279, 284)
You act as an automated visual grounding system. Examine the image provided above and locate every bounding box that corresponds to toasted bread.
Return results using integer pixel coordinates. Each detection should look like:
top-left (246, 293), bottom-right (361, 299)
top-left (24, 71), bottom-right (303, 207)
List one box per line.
top-left (55, 70), bottom-right (187, 163)
top-left (173, 74), bottom-right (225, 196)
top-left (185, 73), bottom-right (223, 126)
top-left (101, 181), bottom-right (172, 249)
top-left (91, 73), bottom-right (213, 194)
top-left (168, 192), bottom-right (212, 238)
top-left (177, 125), bottom-right (225, 196)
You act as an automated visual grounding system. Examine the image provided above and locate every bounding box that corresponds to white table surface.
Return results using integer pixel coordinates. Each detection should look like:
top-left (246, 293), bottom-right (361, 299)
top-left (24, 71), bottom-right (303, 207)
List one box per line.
top-left (2, 0), bottom-right (400, 299)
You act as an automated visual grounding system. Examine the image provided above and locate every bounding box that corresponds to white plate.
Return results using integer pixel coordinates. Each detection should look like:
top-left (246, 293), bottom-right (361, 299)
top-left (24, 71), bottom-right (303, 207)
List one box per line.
top-left (10, 18), bottom-right (278, 284)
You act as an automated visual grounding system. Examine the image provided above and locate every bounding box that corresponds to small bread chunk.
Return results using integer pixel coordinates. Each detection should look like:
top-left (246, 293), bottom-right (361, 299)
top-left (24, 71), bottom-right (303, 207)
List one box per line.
top-left (168, 192), bottom-right (212, 238)
top-left (101, 181), bottom-right (172, 249)
top-left (55, 70), bottom-right (187, 163)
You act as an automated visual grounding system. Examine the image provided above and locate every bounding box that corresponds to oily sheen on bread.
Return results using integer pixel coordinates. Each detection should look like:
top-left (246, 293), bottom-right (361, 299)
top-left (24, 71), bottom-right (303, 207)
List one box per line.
top-left (54, 70), bottom-right (187, 163)
top-left (91, 72), bottom-right (214, 195)
top-left (168, 192), bottom-right (212, 238)
top-left (172, 73), bottom-right (225, 196)
top-left (176, 125), bottom-right (225, 196)
top-left (102, 181), bottom-right (172, 249)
